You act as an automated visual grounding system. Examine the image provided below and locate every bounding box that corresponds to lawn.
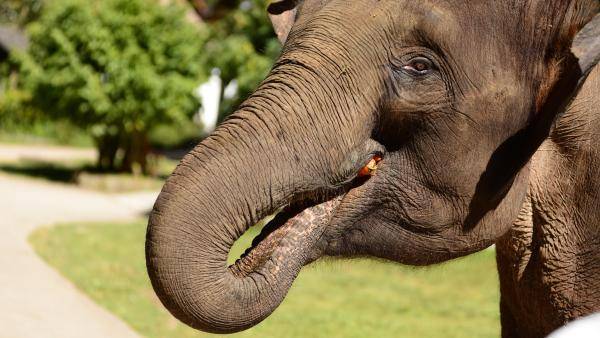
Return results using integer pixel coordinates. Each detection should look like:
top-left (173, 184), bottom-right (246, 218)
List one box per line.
top-left (30, 221), bottom-right (500, 338)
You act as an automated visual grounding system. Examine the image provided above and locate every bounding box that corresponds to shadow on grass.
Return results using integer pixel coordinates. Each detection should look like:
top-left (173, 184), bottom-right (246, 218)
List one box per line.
top-left (0, 161), bottom-right (81, 183)
top-left (0, 159), bottom-right (169, 192)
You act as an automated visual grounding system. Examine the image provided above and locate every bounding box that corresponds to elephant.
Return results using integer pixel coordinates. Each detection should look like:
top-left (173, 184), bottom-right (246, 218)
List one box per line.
top-left (145, 1), bottom-right (600, 337)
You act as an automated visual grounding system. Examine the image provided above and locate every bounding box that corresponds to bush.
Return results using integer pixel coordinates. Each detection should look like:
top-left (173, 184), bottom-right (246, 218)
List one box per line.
top-left (0, 0), bottom-right (43, 25)
top-left (16, 0), bottom-right (208, 174)
top-left (202, 0), bottom-right (281, 120)
top-left (148, 123), bottom-right (202, 150)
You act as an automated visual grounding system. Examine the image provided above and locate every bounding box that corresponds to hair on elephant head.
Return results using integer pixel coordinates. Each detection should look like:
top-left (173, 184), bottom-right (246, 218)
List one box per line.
top-left (146, 0), bottom-right (600, 336)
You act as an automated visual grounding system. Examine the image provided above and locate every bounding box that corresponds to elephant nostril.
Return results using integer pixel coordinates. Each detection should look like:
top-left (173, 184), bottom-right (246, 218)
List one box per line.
top-left (358, 155), bottom-right (382, 177)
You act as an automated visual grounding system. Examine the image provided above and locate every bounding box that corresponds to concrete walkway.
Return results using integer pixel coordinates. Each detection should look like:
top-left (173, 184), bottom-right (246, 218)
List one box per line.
top-left (0, 143), bottom-right (97, 163)
top-left (0, 171), bottom-right (158, 338)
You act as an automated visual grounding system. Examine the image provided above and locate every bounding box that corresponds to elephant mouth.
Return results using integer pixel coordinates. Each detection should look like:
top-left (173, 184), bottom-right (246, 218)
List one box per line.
top-left (228, 192), bottom-right (346, 277)
top-left (227, 155), bottom-right (381, 278)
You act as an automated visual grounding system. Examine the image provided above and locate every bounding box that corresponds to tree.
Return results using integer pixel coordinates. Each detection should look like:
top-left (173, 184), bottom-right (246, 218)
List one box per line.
top-left (17, 0), bottom-right (207, 174)
top-left (195, 0), bottom-right (281, 119)
top-left (186, 0), bottom-right (238, 21)
top-left (0, 0), bottom-right (43, 26)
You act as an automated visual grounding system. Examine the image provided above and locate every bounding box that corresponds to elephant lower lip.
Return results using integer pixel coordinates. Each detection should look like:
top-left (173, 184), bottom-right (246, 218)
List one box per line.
top-left (227, 160), bottom-right (379, 277)
top-left (228, 194), bottom-right (345, 277)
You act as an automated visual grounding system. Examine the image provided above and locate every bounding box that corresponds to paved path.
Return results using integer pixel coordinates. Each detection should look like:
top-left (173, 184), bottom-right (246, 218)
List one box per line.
top-left (0, 172), bottom-right (158, 338)
top-left (0, 143), bottom-right (97, 163)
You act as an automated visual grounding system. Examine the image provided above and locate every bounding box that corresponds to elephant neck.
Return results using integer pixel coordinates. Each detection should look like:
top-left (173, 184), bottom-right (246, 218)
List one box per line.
top-left (495, 63), bottom-right (600, 337)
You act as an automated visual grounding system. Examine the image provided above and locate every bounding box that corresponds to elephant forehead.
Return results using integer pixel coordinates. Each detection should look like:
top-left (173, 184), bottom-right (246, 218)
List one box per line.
top-left (295, 0), bottom-right (455, 26)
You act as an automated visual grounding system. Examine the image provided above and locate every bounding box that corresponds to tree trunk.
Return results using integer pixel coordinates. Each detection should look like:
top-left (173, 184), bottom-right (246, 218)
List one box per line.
top-left (120, 129), bottom-right (150, 175)
top-left (96, 133), bottom-right (120, 172)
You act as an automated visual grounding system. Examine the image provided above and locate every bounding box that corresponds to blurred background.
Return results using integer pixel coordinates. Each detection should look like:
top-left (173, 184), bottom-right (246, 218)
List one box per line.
top-left (0, 1), bottom-right (500, 337)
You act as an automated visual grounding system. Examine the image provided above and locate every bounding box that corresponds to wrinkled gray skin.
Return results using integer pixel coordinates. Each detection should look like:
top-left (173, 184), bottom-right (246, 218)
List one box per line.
top-left (146, 1), bottom-right (600, 337)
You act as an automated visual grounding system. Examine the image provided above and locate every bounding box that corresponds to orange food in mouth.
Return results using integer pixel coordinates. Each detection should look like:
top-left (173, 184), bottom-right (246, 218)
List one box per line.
top-left (358, 155), bottom-right (382, 177)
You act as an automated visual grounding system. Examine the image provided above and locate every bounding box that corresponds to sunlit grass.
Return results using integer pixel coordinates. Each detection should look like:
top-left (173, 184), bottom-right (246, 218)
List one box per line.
top-left (30, 221), bottom-right (500, 338)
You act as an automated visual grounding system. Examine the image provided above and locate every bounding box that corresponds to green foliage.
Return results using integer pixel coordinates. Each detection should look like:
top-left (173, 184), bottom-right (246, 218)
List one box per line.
top-left (0, 0), bottom-right (43, 25)
top-left (0, 67), bottom-right (91, 147)
top-left (148, 122), bottom-right (202, 149)
top-left (16, 0), bottom-right (208, 173)
top-left (202, 0), bottom-right (281, 117)
top-left (2, 0), bottom-right (281, 167)
top-left (0, 88), bottom-right (32, 122)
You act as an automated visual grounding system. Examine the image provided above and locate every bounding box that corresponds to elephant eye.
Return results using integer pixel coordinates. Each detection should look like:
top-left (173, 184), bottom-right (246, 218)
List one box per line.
top-left (403, 57), bottom-right (434, 76)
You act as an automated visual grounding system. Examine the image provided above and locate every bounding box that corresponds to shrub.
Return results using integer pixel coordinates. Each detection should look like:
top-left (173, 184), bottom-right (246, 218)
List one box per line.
top-left (16, 0), bottom-right (207, 174)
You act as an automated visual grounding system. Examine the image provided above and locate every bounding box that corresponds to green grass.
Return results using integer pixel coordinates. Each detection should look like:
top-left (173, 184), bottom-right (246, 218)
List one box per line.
top-left (30, 221), bottom-right (500, 338)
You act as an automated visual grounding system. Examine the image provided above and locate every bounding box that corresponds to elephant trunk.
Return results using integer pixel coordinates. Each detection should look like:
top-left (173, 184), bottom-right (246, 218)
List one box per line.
top-left (145, 56), bottom-right (378, 332)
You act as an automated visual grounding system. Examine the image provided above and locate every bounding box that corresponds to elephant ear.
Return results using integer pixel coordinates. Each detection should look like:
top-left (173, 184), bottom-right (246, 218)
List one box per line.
top-left (571, 13), bottom-right (600, 82)
top-left (268, 0), bottom-right (298, 44)
top-left (546, 13), bottom-right (600, 125)
top-left (471, 14), bottom-right (600, 214)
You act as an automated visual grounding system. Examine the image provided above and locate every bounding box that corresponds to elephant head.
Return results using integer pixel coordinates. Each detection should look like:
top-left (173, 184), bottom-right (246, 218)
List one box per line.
top-left (146, 0), bottom-right (600, 334)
